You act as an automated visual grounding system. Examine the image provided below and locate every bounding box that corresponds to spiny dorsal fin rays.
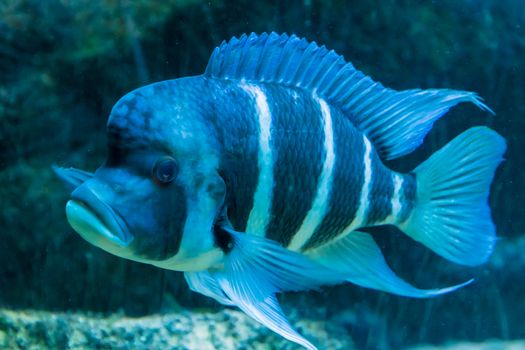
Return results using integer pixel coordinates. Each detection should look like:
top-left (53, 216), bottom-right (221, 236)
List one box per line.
top-left (204, 32), bottom-right (493, 160)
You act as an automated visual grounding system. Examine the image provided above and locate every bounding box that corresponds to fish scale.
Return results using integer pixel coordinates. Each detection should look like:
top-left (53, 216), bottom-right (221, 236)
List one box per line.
top-left (262, 85), bottom-right (325, 247)
top-left (209, 80), bottom-right (400, 250)
top-left (208, 81), bottom-right (330, 243)
top-left (399, 173), bottom-right (416, 223)
top-left (201, 78), bottom-right (261, 232)
top-left (301, 109), bottom-right (366, 250)
top-left (366, 151), bottom-right (395, 224)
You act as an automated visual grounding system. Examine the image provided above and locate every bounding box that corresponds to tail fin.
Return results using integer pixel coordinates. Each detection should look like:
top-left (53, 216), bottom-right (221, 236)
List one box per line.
top-left (401, 127), bottom-right (506, 266)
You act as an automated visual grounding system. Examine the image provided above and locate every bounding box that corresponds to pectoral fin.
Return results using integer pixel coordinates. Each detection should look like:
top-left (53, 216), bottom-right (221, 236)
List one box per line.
top-left (184, 270), bottom-right (233, 306)
top-left (223, 291), bottom-right (317, 350)
top-left (185, 228), bottom-right (345, 349)
top-left (52, 165), bottom-right (94, 190)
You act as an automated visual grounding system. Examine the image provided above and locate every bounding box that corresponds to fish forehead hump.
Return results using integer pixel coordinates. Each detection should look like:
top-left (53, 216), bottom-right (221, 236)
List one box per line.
top-left (106, 78), bottom-right (219, 156)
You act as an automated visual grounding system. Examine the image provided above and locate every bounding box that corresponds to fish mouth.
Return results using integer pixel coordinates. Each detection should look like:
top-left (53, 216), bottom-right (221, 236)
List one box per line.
top-left (66, 188), bottom-right (133, 247)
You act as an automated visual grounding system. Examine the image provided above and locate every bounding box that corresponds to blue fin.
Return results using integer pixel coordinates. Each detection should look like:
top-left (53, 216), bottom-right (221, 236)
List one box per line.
top-left (205, 32), bottom-right (492, 159)
top-left (219, 289), bottom-right (317, 350)
top-left (401, 127), bottom-right (506, 266)
top-left (52, 165), bottom-right (93, 190)
top-left (219, 229), bottom-right (344, 296)
top-left (307, 231), bottom-right (471, 297)
top-left (184, 271), bottom-right (234, 306)
top-left (185, 229), bottom-right (345, 349)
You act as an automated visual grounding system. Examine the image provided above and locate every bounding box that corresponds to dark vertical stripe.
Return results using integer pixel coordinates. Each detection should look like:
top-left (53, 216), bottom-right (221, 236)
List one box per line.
top-left (302, 110), bottom-right (365, 250)
top-left (204, 78), bottom-right (260, 232)
top-left (125, 183), bottom-right (187, 260)
top-left (264, 86), bottom-right (325, 246)
top-left (399, 173), bottom-right (417, 223)
top-left (366, 152), bottom-right (393, 224)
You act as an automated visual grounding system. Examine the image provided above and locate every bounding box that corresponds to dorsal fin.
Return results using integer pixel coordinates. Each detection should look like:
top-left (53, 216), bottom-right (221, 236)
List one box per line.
top-left (204, 32), bottom-right (493, 160)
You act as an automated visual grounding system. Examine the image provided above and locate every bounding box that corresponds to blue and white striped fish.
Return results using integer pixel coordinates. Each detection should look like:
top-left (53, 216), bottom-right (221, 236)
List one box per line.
top-left (55, 33), bottom-right (506, 349)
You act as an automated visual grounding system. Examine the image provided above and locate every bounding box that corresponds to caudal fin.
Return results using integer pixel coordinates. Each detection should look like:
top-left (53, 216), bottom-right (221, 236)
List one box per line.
top-left (401, 127), bottom-right (506, 266)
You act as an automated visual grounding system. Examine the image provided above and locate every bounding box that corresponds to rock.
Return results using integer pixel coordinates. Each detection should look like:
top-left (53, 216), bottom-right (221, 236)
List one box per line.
top-left (0, 308), bottom-right (354, 350)
top-left (407, 340), bottom-right (525, 350)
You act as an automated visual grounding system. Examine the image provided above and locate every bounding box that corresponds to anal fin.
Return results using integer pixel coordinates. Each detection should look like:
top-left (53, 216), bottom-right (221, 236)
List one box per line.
top-left (306, 230), bottom-right (472, 297)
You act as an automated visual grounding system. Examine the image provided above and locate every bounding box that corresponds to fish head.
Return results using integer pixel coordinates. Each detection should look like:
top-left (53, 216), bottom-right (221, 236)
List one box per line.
top-left (59, 80), bottom-right (226, 270)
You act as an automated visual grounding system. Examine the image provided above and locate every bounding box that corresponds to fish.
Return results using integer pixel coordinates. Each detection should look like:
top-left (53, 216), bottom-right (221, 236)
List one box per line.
top-left (54, 32), bottom-right (506, 349)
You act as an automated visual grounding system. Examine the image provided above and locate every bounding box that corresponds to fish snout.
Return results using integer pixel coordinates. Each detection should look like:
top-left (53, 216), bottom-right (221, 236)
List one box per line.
top-left (67, 182), bottom-right (133, 247)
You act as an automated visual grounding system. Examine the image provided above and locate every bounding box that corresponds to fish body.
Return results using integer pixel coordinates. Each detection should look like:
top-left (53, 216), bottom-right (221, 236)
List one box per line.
top-left (55, 33), bottom-right (506, 349)
top-left (167, 77), bottom-right (414, 250)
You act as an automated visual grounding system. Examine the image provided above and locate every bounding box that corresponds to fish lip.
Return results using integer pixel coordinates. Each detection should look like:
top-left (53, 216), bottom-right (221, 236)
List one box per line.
top-left (68, 190), bottom-right (133, 247)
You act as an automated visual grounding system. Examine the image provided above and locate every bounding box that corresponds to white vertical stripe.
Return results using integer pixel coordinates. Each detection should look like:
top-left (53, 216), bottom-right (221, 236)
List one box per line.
top-left (338, 135), bottom-right (373, 236)
top-left (388, 173), bottom-right (404, 224)
top-left (289, 96), bottom-right (335, 251)
top-left (242, 84), bottom-right (274, 236)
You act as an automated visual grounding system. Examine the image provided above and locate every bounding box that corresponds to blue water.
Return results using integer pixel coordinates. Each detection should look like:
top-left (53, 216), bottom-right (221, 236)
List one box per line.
top-left (0, 1), bottom-right (523, 349)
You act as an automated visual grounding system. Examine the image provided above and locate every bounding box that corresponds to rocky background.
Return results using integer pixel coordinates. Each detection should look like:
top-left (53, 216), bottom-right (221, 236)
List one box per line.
top-left (0, 0), bottom-right (524, 349)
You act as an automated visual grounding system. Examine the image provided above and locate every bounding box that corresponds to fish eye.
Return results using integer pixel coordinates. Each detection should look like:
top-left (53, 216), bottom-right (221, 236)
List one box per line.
top-left (153, 156), bottom-right (178, 184)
